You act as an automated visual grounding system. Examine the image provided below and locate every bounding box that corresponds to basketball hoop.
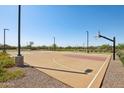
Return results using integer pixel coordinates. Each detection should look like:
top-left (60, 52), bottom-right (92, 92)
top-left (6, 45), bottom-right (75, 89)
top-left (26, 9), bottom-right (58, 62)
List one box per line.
top-left (94, 31), bottom-right (116, 60)
top-left (95, 31), bottom-right (100, 40)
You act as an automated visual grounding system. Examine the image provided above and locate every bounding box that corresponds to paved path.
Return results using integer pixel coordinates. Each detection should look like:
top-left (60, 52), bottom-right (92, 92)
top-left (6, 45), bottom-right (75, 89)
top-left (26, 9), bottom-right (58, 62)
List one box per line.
top-left (102, 56), bottom-right (124, 88)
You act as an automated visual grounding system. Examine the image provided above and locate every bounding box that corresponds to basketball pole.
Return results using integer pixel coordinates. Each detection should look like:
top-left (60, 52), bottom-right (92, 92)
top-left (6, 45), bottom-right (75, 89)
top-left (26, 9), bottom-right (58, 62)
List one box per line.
top-left (98, 32), bottom-right (116, 60)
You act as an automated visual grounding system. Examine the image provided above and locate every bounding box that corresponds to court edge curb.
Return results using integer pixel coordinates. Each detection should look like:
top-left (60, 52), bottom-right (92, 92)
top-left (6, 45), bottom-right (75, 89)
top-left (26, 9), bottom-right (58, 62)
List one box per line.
top-left (87, 55), bottom-right (112, 88)
top-left (99, 55), bottom-right (112, 88)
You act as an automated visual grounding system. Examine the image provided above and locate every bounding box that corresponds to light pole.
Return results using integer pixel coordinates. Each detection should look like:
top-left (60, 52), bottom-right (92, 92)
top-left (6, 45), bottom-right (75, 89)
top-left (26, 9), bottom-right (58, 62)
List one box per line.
top-left (3, 29), bottom-right (9, 53)
top-left (53, 37), bottom-right (56, 51)
top-left (96, 32), bottom-right (116, 60)
top-left (86, 31), bottom-right (89, 53)
top-left (15, 5), bottom-right (24, 67)
top-left (18, 5), bottom-right (21, 56)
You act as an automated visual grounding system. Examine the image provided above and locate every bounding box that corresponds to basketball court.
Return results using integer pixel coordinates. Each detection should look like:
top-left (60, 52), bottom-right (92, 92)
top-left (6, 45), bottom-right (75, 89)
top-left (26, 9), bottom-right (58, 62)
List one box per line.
top-left (9, 51), bottom-right (111, 88)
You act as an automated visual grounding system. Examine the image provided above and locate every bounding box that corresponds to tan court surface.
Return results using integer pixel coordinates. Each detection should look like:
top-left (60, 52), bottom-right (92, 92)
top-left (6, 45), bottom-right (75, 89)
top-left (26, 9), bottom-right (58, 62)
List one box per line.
top-left (9, 51), bottom-right (111, 88)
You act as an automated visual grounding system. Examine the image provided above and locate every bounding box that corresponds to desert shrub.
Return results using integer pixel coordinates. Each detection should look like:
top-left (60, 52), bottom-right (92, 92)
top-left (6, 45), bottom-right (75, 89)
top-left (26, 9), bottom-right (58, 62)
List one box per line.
top-left (7, 70), bottom-right (24, 80)
top-left (0, 52), bottom-right (24, 82)
top-left (120, 55), bottom-right (124, 65)
top-left (0, 66), bottom-right (7, 76)
top-left (0, 69), bottom-right (24, 82)
top-left (117, 50), bottom-right (124, 65)
top-left (0, 52), bottom-right (15, 68)
top-left (116, 50), bottom-right (123, 57)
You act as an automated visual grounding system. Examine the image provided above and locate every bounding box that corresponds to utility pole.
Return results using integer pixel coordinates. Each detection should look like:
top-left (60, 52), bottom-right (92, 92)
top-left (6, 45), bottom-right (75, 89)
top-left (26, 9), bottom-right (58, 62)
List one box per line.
top-left (53, 37), bottom-right (56, 51)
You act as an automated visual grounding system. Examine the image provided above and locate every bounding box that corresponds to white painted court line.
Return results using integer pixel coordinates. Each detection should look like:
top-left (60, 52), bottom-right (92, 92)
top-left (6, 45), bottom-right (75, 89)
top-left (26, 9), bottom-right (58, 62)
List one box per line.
top-left (87, 56), bottom-right (110, 88)
top-left (52, 58), bottom-right (84, 73)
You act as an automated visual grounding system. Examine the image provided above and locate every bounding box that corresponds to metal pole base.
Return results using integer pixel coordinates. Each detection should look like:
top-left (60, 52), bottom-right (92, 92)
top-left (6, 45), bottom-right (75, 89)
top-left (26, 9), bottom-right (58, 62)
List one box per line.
top-left (15, 56), bottom-right (24, 67)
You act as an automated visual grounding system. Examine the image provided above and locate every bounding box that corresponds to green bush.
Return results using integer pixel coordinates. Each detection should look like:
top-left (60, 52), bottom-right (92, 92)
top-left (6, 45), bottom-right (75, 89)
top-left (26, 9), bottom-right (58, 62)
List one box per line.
top-left (0, 52), bottom-right (15, 68)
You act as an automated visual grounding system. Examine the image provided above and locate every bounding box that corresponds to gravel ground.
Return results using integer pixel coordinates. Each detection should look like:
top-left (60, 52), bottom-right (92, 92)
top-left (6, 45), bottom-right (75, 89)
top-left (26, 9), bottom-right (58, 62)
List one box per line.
top-left (102, 56), bottom-right (124, 88)
top-left (0, 66), bottom-right (71, 88)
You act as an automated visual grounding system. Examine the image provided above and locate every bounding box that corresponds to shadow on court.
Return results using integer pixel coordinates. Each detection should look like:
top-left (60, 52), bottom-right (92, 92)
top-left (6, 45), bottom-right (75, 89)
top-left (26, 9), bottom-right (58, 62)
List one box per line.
top-left (23, 64), bottom-right (93, 75)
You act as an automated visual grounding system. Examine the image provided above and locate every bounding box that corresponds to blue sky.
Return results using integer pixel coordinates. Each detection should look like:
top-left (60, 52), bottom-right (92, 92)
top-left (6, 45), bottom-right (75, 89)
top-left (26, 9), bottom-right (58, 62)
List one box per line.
top-left (0, 5), bottom-right (124, 47)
